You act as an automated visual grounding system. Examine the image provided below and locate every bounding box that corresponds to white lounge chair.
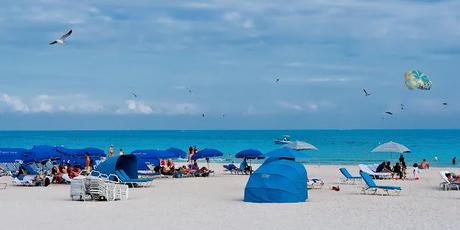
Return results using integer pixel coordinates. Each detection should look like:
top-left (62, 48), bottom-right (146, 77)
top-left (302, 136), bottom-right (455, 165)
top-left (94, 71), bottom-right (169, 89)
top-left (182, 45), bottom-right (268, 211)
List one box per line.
top-left (358, 164), bottom-right (392, 179)
top-left (439, 171), bottom-right (460, 190)
top-left (307, 178), bottom-right (324, 189)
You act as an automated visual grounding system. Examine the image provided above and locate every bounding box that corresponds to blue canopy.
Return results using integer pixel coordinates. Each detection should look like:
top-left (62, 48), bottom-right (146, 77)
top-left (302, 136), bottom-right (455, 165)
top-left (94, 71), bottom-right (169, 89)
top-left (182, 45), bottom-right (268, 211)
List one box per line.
top-left (264, 147), bottom-right (309, 160)
top-left (56, 147), bottom-right (105, 165)
top-left (235, 149), bottom-right (265, 159)
top-left (244, 157), bottom-right (307, 203)
top-left (0, 148), bottom-right (27, 163)
top-left (166, 147), bottom-right (187, 158)
top-left (56, 147), bottom-right (105, 156)
top-left (96, 154), bottom-right (139, 179)
top-left (23, 145), bottom-right (61, 163)
top-left (191, 148), bottom-right (223, 160)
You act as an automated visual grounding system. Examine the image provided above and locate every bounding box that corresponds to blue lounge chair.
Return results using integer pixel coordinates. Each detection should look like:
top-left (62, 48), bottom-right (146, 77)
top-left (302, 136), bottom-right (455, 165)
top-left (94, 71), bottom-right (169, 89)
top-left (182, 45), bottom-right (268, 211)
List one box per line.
top-left (223, 164), bottom-right (238, 173)
top-left (339, 168), bottom-right (361, 184)
top-left (360, 171), bottom-right (401, 195)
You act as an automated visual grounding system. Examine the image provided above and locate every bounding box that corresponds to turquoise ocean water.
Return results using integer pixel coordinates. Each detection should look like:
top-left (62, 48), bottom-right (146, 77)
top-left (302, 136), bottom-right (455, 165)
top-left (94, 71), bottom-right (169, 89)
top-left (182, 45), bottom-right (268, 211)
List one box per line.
top-left (0, 130), bottom-right (459, 167)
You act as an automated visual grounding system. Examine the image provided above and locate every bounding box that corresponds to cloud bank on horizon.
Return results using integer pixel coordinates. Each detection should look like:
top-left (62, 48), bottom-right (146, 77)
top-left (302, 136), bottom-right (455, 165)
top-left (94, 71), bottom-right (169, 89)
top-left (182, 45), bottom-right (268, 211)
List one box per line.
top-left (0, 0), bottom-right (459, 129)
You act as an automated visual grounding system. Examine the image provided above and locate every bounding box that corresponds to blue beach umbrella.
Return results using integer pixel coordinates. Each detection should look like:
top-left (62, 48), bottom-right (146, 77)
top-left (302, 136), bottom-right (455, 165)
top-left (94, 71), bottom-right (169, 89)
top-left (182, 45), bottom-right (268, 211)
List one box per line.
top-left (132, 149), bottom-right (182, 159)
top-left (0, 148), bottom-right (27, 163)
top-left (56, 147), bottom-right (105, 166)
top-left (235, 149), bottom-right (265, 159)
top-left (191, 148), bottom-right (224, 169)
top-left (166, 147), bottom-right (187, 158)
top-left (191, 148), bottom-right (224, 160)
top-left (23, 145), bottom-right (61, 163)
top-left (264, 147), bottom-right (309, 160)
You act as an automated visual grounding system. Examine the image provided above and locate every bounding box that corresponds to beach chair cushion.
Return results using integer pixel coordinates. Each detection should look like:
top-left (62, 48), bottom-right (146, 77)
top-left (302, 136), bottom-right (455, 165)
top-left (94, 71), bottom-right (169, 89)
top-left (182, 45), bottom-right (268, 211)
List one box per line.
top-left (360, 171), bottom-right (401, 190)
top-left (376, 185), bottom-right (401, 190)
top-left (339, 168), bottom-right (361, 179)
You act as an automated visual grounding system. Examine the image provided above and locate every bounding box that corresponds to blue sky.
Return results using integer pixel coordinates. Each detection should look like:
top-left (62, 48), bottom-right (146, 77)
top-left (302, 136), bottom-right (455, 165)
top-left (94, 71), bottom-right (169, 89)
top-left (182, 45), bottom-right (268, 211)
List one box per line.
top-left (0, 0), bottom-right (459, 129)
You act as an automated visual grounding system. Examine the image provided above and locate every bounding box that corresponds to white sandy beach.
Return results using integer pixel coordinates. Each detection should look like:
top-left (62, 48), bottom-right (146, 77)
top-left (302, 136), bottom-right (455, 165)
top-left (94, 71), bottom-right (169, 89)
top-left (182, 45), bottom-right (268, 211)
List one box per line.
top-left (0, 163), bottom-right (459, 230)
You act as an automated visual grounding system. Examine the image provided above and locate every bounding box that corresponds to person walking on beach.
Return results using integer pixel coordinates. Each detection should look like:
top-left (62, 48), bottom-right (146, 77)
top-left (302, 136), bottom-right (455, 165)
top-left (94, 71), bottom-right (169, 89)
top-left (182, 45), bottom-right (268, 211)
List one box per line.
top-left (453, 157), bottom-right (456, 165)
top-left (108, 145), bottom-right (114, 157)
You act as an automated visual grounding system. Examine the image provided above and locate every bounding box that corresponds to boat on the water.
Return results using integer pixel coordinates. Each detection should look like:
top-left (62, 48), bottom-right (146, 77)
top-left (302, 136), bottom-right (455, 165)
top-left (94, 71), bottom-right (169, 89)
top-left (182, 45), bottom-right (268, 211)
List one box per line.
top-left (274, 135), bottom-right (291, 145)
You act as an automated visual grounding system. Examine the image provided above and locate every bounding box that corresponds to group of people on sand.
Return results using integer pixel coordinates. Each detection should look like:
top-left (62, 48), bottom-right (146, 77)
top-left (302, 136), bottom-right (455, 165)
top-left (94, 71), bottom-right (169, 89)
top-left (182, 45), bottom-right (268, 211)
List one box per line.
top-left (51, 161), bottom-right (82, 183)
top-left (376, 154), bottom-right (408, 179)
top-left (52, 152), bottom-right (94, 183)
top-left (151, 146), bottom-right (211, 177)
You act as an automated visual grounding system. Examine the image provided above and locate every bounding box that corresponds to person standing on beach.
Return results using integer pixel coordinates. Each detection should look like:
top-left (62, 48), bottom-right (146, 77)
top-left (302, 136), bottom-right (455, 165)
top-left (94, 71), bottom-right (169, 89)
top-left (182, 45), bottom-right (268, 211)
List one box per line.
top-left (434, 155), bottom-right (438, 161)
top-left (84, 152), bottom-right (92, 173)
top-left (453, 157), bottom-right (456, 165)
top-left (108, 145), bottom-right (114, 157)
top-left (399, 154), bottom-right (405, 163)
top-left (119, 149), bottom-right (124, 156)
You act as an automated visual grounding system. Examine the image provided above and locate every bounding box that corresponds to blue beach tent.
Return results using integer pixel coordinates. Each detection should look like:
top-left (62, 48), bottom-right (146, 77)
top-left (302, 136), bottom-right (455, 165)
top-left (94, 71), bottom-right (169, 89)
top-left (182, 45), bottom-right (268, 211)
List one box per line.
top-left (96, 154), bottom-right (139, 180)
top-left (23, 145), bottom-right (61, 163)
top-left (191, 148), bottom-right (223, 160)
top-left (0, 148), bottom-right (27, 163)
top-left (56, 147), bottom-right (105, 166)
top-left (166, 147), bottom-right (187, 158)
top-left (243, 156), bottom-right (308, 203)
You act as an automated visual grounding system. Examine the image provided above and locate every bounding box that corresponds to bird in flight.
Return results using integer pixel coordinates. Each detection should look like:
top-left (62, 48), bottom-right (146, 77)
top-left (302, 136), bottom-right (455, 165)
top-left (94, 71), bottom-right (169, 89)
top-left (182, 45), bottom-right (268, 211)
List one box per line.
top-left (385, 111), bottom-right (393, 115)
top-left (49, 29), bottom-right (72, 45)
top-left (186, 87), bottom-right (193, 94)
top-left (442, 102), bottom-right (448, 106)
top-left (275, 78), bottom-right (280, 83)
top-left (202, 113), bottom-right (205, 118)
top-left (131, 92), bottom-right (138, 98)
top-left (400, 104), bottom-right (404, 111)
top-left (222, 113), bottom-right (226, 118)
top-left (363, 89), bottom-right (371, 96)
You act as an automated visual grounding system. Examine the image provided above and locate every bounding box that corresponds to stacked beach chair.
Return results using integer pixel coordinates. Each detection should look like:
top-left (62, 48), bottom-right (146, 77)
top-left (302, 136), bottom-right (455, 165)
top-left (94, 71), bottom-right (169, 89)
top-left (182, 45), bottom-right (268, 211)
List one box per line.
top-left (70, 171), bottom-right (129, 202)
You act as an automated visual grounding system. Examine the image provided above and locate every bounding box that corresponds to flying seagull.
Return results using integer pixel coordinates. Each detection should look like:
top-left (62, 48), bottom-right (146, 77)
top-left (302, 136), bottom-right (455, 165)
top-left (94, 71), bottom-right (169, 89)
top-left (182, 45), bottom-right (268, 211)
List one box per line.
top-left (131, 92), bottom-right (138, 98)
top-left (202, 113), bottom-right (205, 118)
top-left (442, 102), bottom-right (448, 106)
top-left (400, 104), bottom-right (405, 111)
top-left (363, 89), bottom-right (371, 96)
top-left (49, 29), bottom-right (72, 45)
top-left (275, 78), bottom-right (280, 83)
top-left (385, 111), bottom-right (393, 115)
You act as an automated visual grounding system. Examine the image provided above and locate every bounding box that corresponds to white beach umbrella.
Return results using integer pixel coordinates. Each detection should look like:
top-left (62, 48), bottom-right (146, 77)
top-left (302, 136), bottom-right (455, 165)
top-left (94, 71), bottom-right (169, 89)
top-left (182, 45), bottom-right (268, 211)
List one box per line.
top-left (282, 141), bottom-right (318, 151)
top-left (371, 141), bottom-right (411, 154)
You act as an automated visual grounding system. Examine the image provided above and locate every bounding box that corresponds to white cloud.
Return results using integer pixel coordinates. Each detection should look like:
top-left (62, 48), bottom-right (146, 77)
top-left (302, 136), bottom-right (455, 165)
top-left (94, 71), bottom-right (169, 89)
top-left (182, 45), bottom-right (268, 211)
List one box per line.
top-left (124, 100), bottom-right (153, 114)
top-left (223, 11), bottom-right (254, 29)
top-left (0, 94), bottom-right (30, 113)
top-left (278, 101), bottom-right (304, 111)
top-left (282, 76), bottom-right (354, 84)
top-left (242, 19), bottom-right (254, 29)
top-left (223, 12), bottom-right (241, 22)
top-left (0, 93), bottom-right (105, 114)
top-left (278, 100), bottom-right (333, 112)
